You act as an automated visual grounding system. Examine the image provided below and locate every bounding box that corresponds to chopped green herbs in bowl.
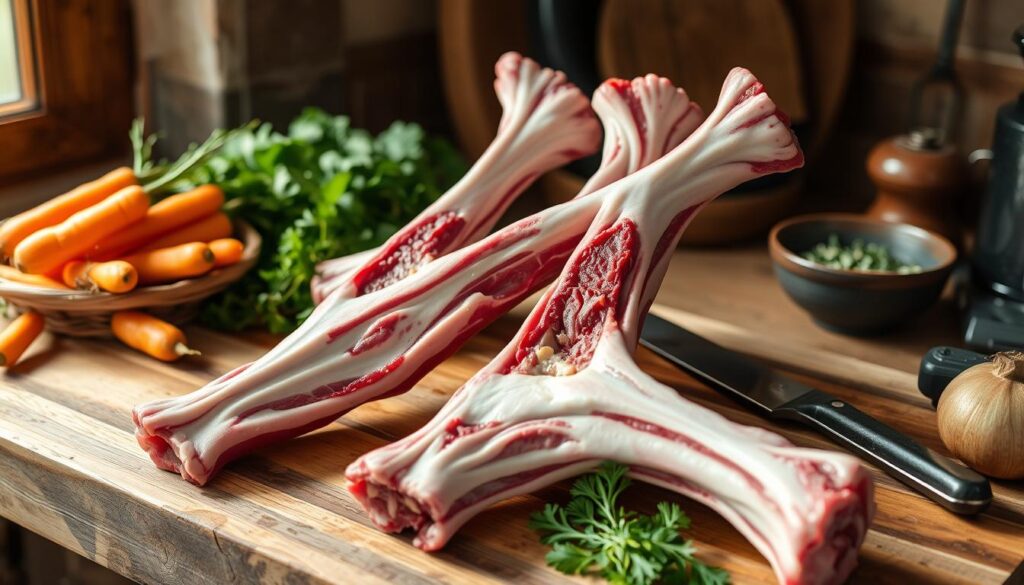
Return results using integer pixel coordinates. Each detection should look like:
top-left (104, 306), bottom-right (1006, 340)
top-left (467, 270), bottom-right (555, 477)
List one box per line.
top-left (769, 214), bottom-right (957, 335)
top-left (802, 234), bottom-right (923, 274)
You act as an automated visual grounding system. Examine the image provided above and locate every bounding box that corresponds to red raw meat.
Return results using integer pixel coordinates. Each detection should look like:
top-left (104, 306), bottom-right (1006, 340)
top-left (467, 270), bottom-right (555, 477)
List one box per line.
top-left (347, 68), bottom-right (873, 585)
top-left (132, 72), bottom-right (701, 486)
top-left (310, 51), bottom-right (601, 303)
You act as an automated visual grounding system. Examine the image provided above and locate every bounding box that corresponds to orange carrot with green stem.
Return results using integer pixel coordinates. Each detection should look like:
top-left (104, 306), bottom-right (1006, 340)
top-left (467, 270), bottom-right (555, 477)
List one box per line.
top-left (0, 118), bottom-right (253, 261)
top-left (111, 311), bottom-right (199, 362)
top-left (120, 242), bottom-right (215, 285)
top-left (0, 167), bottom-right (137, 260)
top-left (89, 185), bottom-right (225, 260)
top-left (13, 186), bottom-right (149, 275)
top-left (138, 212), bottom-right (233, 251)
top-left (0, 312), bottom-right (45, 367)
top-left (62, 260), bottom-right (138, 293)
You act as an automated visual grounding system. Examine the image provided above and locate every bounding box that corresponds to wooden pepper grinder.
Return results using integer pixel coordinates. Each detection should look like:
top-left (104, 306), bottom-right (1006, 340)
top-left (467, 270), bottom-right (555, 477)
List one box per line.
top-left (866, 0), bottom-right (968, 245)
top-left (866, 130), bottom-right (968, 244)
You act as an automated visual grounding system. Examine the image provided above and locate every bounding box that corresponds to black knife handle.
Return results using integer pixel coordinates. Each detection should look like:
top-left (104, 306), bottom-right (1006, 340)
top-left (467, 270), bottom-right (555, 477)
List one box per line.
top-left (777, 390), bottom-right (992, 515)
top-left (918, 346), bottom-right (988, 407)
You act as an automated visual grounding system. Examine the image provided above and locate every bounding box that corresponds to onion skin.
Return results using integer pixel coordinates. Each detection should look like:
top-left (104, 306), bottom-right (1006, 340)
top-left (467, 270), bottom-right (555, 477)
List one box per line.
top-left (936, 351), bottom-right (1024, 479)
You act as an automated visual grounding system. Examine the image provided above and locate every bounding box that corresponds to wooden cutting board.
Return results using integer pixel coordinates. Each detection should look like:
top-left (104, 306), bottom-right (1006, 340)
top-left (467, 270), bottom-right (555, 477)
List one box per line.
top-left (598, 0), bottom-right (807, 128)
top-left (0, 249), bottom-right (1021, 584)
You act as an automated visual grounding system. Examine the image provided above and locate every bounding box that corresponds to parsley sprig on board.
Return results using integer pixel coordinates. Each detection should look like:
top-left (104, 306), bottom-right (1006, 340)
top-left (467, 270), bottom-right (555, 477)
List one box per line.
top-left (529, 463), bottom-right (729, 585)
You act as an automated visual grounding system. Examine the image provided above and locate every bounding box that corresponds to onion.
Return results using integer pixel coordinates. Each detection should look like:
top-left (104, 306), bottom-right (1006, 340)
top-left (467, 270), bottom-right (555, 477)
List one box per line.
top-left (937, 351), bottom-right (1024, 479)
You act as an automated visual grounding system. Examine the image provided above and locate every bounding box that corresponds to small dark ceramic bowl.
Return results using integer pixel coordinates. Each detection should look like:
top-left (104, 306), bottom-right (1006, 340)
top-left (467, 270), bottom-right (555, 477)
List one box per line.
top-left (769, 213), bottom-right (957, 335)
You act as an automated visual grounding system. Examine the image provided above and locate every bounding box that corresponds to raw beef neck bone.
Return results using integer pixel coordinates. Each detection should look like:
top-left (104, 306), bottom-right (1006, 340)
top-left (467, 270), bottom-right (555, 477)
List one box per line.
top-left (507, 65), bottom-right (807, 363)
top-left (347, 68), bottom-right (874, 585)
top-left (311, 51), bottom-right (601, 303)
top-left (581, 75), bottom-right (702, 194)
top-left (130, 73), bottom-right (700, 487)
top-left (349, 330), bottom-right (873, 585)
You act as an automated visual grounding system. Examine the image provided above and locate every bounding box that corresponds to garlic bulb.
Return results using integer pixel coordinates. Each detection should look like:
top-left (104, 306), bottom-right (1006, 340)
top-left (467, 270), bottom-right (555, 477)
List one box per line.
top-left (937, 351), bottom-right (1024, 479)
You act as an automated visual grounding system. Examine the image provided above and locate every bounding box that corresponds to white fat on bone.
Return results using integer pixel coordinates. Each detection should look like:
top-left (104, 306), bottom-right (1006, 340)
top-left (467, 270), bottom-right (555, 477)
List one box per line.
top-left (131, 69), bottom-right (700, 487)
top-left (311, 52), bottom-right (602, 303)
top-left (347, 68), bottom-right (874, 585)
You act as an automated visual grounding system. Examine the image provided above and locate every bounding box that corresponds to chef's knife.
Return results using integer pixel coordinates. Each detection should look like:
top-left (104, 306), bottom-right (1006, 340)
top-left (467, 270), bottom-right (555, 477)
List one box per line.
top-left (640, 313), bottom-right (992, 515)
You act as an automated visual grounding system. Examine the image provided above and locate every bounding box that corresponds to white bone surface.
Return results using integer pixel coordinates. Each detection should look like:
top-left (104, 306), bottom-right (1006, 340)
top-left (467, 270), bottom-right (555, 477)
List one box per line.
top-left (311, 52), bottom-right (601, 302)
top-left (347, 68), bottom-right (873, 585)
top-left (131, 71), bottom-right (699, 487)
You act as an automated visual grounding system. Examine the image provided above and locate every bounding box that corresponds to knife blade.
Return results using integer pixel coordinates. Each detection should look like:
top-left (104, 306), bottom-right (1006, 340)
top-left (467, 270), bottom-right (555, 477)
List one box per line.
top-left (640, 312), bottom-right (992, 515)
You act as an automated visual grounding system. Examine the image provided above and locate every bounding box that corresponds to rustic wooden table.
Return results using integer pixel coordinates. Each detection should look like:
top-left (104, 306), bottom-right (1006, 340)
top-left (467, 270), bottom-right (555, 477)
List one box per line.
top-left (0, 245), bottom-right (1021, 584)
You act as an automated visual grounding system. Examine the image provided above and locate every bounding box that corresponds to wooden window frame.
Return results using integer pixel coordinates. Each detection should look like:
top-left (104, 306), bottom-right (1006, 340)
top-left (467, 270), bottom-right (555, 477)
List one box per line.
top-left (0, 0), bottom-right (133, 181)
top-left (0, 0), bottom-right (39, 118)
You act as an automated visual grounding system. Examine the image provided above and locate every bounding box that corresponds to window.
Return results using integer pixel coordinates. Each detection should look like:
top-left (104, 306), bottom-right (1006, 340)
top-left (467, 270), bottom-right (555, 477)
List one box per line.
top-left (0, 0), bottom-right (38, 118)
top-left (0, 0), bottom-right (133, 180)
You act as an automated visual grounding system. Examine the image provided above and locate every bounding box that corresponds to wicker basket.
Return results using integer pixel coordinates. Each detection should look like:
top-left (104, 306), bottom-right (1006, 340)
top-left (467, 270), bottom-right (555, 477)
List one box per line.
top-left (0, 220), bottom-right (261, 337)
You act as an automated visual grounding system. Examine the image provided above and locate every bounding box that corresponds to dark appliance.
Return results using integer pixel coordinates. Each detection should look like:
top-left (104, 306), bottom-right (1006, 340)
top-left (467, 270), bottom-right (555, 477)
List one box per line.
top-left (962, 27), bottom-right (1024, 351)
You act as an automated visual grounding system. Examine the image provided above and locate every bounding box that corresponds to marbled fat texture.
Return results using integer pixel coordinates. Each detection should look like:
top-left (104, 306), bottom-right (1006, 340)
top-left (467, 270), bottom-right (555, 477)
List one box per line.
top-left (131, 64), bottom-right (699, 487)
top-left (347, 68), bottom-right (873, 585)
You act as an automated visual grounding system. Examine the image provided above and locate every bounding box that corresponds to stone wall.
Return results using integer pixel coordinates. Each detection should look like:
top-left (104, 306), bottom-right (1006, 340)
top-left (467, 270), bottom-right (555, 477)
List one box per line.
top-left (133, 0), bottom-right (446, 156)
top-left (131, 0), bottom-right (1023, 208)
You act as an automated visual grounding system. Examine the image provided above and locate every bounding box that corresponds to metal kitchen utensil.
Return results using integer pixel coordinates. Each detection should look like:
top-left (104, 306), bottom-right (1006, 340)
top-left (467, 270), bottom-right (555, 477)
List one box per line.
top-left (907, 0), bottom-right (965, 143)
top-left (864, 0), bottom-right (968, 242)
top-left (640, 313), bottom-right (992, 515)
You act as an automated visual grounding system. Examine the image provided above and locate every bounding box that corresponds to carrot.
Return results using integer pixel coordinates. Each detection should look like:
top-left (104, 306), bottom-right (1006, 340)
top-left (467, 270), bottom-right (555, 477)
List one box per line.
top-left (62, 260), bottom-right (138, 293)
top-left (0, 265), bottom-right (68, 290)
top-left (13, 185), bottom-right (149, 275)
top-left (111, 311), bottom-right (199, 362)
top-left (60, 262), bottom-right (84, 288)
top-left (208, 238), bottom-right (244, 268)
top-left (121, 242), bottom-right (215, 285)
top-left (89, 185), bottom-right (225, 260)
top-left (0, 167), bottom-right (137, 260)
top-left (138, 212), bottom-right (232, 252)
top-left (0, 312), bottom-right (45, 367)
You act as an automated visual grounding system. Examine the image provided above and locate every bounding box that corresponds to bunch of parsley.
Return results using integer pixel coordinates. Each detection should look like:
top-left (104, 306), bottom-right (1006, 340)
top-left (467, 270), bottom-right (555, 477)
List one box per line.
top-left (530, 462), bottom-right (729, 585)
top-left (172, 109), bottom-right (465, 333)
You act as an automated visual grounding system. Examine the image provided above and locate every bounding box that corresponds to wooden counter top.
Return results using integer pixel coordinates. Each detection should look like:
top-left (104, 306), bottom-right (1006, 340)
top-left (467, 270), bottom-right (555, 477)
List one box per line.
top-left (0, 245), bottom-right (1021, 584)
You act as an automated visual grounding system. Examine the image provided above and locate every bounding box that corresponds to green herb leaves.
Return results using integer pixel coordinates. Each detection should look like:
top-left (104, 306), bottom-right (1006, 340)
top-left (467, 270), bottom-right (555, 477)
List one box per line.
top-left (530, 462), bottom-right (729, 585)
top-left (161, 108), bottom-right (465, 332)
top-left (802, 234), bottom-right (922, 274)
top-left (131, 118), bottom-right (257, 198)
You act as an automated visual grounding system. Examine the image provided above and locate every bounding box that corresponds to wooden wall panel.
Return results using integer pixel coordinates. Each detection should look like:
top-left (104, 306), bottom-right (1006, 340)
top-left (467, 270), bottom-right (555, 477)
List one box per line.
top-left (0, 0), bottom-right (134, 181)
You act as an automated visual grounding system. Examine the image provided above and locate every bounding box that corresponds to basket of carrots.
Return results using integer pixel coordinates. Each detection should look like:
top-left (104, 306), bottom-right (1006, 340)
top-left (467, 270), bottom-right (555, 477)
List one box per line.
top-left (0, 165), bottom-right (260, 341)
